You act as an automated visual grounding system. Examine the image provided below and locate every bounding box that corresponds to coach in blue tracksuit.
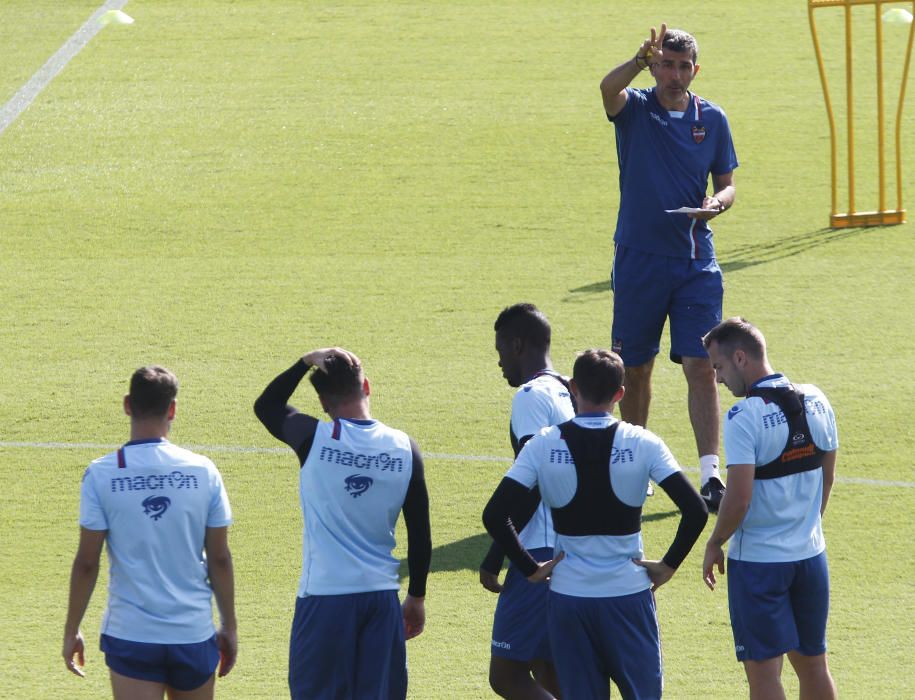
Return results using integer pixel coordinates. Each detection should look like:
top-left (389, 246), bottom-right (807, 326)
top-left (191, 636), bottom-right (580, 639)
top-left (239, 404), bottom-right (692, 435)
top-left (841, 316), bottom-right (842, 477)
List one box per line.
top-left (255, 348), bottom-right (431, 700)
top-left (702, 318), bottom-right (839, 699)
top-left (484, 349), bottom-right (708, 699)
top-left (600, 23), bottom-right (739, 513)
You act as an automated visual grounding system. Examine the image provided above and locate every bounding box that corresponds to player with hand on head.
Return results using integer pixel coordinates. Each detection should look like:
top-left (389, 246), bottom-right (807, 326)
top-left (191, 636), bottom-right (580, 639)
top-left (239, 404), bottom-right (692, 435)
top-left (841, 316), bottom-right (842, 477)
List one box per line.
top-left (63, 366), bottom-right (237, 700)
top-left (483, 349), bottom-right (708, 699)
top-left (480, 303), bottom-right (575, 699)
top-left (701, 318), bottom-right (838, 699)
top-left (254, 348), bottom-right (431, 700)
top-left (600, 23), bottom-right (739, 513)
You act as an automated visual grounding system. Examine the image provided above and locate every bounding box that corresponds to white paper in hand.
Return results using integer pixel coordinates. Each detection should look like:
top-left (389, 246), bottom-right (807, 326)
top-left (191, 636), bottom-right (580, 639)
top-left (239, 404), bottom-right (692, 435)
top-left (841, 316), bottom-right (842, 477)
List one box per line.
top-left (665, 207), bottom-right (713, 214)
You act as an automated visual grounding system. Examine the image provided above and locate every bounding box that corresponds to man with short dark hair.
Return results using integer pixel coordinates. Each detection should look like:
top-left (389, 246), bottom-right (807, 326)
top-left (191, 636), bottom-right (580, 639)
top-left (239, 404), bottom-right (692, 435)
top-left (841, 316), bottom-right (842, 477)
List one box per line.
top-left (600, 23), bottom-right (739, 512)
top-left (484, 349), bottom-right (708, 699)
top-left (63, 366), bottom-right (237, 700)
top-left (254, 348), bottom-right (431, 700)
top-left (702, 318), bottom-right (838, 699)
top-left (481, 303), bottom-right (575, 699)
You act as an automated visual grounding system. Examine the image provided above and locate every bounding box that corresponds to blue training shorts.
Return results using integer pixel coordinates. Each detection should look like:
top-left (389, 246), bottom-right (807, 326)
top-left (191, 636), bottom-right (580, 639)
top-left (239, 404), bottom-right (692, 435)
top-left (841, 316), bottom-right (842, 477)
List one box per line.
top-left (728, 552), bottom-right (830, 662)
top-left (611, 244), bottom-right (723, 366)
top-left (100, 634), bottom-right (218, 691)
top-left (289, 590), bottom-right (407, 700)
top-left (490, 547), bottom-right (554, 662)
top-left (548, 589), bottom-right (662, 699)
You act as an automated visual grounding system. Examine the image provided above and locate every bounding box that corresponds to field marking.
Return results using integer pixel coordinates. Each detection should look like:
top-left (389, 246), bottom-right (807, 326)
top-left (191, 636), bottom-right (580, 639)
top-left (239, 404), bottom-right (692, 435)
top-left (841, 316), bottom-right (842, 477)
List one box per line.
top-left (1, 440), bottom-right (912, 488)
top-left (0, 0), bottom-right (129, 135)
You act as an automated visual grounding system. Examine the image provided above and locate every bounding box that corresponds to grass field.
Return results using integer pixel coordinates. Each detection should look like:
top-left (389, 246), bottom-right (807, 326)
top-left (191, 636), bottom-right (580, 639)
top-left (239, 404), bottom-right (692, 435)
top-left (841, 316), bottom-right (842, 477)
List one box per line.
top-left (1, 1), bottom-right (914, 698)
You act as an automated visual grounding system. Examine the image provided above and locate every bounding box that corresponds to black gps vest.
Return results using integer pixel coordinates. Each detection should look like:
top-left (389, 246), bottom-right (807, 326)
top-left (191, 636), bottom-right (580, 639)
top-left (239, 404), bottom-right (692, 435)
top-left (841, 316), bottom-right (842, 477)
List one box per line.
top-left (550, 420), bottom-right (641, 536)
top-left (746, 385), bottom-right (825, 480)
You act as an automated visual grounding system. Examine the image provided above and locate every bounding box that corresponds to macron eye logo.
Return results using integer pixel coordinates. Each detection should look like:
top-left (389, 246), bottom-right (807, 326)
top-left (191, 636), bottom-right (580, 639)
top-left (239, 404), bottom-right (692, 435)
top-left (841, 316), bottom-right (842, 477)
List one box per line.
top-left (142, 495), bottom-right (171, 520)
top-left (345, 474), bottom-right (374, 498)
top-left (727, 405), bottom-right (742, 421)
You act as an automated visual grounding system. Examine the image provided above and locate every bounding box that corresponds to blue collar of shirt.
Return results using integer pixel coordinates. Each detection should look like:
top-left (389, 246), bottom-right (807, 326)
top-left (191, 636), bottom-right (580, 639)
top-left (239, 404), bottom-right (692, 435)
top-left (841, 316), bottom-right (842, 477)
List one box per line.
top-left (123, 437), bottom-right (168, 447)
top-left (748, 373), bottom-right (785, 391)
top-left (524, 368), bottom-right (557, 383)
top-left (339, 418), bottom-right (375, 426)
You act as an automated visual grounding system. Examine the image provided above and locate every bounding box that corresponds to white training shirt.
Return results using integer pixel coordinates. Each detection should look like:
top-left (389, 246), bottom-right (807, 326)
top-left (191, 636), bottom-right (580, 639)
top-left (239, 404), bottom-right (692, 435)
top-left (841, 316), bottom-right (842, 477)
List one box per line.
top-left (297, 418), bottom-right (413, 597)
top-left (506, 414), bottom-right (681, 597)
top-left (724, 374), bottom-right (839, 563)
top-left (509, 372), bottom-right (575, 550)
top-left (79, 438), bottom-right (233, 644)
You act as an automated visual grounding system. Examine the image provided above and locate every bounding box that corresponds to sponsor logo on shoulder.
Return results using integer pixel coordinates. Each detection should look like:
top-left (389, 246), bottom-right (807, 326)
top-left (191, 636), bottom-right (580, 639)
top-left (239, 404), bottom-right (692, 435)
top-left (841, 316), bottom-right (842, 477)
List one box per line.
top-left (491, 640), bottom-right (511, 650)
top-left (345, 474), bottom-right (374, 498)
top-left (142, 495), bottom-right (171, 520)
top-left (727, 405), bottom-right (742, 420)
top-left (523, 386), bottom-right (532, 392)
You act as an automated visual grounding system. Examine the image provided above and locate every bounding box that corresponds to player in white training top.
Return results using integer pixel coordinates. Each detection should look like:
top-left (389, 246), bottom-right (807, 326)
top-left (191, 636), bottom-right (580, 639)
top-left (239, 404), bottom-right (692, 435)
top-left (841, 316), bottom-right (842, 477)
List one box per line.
top-left (480, 303), bottom-right (575, 699)
top-left (254, 348), bottom-right (431, 700)
top-left (484, 349), bottom-right (708, 698)
top-left (702, 318), bottom-right (838, 700)
top-left (63, 365), bottom-right (237, 700)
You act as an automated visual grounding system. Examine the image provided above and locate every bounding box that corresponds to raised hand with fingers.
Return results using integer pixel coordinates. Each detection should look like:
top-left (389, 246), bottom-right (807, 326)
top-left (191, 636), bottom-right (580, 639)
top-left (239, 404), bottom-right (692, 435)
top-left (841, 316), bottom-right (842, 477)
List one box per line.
top-left (635, 23), bottom-right (668, 69)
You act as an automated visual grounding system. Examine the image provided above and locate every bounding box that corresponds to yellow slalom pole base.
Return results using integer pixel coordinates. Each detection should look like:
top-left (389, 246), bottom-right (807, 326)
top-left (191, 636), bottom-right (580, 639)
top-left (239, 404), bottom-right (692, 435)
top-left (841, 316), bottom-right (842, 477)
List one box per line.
top-left (830, 209), bottom-right (906, 227)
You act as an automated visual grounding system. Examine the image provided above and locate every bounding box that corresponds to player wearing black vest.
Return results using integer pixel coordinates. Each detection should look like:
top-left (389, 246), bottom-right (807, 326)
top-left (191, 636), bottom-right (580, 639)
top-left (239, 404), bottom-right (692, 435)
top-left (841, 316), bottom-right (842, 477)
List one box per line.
top-left (702, 318), bottom-right (838, 700)
top-left (483, 349), bottom-right (707, 698)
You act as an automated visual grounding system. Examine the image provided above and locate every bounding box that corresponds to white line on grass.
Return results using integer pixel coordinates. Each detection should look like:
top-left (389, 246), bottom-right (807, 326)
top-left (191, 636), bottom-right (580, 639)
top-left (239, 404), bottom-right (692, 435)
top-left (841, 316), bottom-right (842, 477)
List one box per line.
top-left (1, 441), bottom-right (912, 488)
top-left (0, 0), bottom-right (129, 135)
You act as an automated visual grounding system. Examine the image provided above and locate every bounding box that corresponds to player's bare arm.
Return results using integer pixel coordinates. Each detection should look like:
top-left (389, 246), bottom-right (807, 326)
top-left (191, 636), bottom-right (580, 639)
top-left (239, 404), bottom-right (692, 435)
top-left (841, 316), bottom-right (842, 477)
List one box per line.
top-left (820, 450), bottom-right (837, 516)
top-left (691, 171), bottom-right (736, 220)
top-left (600, 23), bottom-right (667, 117)
top-left (702, 464), bottom-right (753, 590)
top-left (62, 527), bottom-right (106, 677)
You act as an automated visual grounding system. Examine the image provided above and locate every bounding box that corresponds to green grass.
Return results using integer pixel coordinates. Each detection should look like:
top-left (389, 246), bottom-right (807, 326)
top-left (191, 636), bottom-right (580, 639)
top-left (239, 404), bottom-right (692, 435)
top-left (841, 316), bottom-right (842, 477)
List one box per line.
top-left (1, 1), bottom-right (914, 697)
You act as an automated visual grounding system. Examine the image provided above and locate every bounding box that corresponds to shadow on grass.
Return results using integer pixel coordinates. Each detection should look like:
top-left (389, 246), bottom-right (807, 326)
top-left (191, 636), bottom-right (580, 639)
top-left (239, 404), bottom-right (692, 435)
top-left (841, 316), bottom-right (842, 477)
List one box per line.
top-left (399, 511), bottom-right (680, 579)
top-left (563, 226), bottom-right (875, 299)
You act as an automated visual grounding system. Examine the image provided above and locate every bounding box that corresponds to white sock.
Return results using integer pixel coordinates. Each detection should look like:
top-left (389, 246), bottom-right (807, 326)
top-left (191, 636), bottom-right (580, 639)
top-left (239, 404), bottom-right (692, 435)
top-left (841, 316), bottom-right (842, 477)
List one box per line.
top-left (699, 455), bottom-right (722, 486)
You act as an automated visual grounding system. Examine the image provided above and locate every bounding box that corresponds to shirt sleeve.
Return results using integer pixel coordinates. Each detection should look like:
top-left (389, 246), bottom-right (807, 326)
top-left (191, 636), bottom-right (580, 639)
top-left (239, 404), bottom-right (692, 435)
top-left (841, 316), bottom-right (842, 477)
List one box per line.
top-left (504, 436), bottom-right (542, 490)
top-left (78, 466), bottom-right (108, 530)
top-left (804, 387), bottom-right (839, 451)
top-left (207, 464), bottom-right (233, 528)
top-left (712, 108), bottom-right (739, 175)
top-left (646, 432), bottom-right (682, 484)
top-left (510, 389), bottom-right (554, 448)
top-left (723, 401), bottom-right (758, 466)
top-left (607, 86), bottom-right (641, 124)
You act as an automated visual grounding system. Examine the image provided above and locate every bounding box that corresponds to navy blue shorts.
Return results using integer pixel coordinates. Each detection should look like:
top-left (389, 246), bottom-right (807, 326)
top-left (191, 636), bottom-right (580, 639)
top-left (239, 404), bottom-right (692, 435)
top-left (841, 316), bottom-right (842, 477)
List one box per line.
top-left (728, 552), bottom-right (830, 662)
top-left (548, 589), bottom-right (662, 699)
top-left (491, 547), bottom-right (553, 662)
top-left (611, 244), bottom-right (723, 366)
top-left (100, 634), bottom-right (218, 691)
top-left (289, 590), bottom-right (407, 700)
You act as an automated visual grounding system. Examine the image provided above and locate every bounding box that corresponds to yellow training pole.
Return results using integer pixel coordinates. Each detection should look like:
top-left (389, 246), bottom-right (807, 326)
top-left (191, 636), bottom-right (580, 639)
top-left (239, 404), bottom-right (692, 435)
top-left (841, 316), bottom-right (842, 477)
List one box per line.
top-left (875, 1), bottom-right (886, 213)
top-left (846, 2), bottom-right (855, 214)
top-left (808, 5), bottom-right (839, 218)
top-left (895, 4), bottom-right (915, 215)
top-left (809, 0), bottom-right (912, 227)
